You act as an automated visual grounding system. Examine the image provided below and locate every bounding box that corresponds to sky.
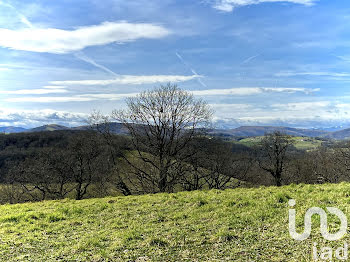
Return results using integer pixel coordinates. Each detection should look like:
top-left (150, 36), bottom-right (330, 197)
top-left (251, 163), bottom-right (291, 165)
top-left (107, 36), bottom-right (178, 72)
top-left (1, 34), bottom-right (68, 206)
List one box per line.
top-left (0, 0), bottom-right (350, 129)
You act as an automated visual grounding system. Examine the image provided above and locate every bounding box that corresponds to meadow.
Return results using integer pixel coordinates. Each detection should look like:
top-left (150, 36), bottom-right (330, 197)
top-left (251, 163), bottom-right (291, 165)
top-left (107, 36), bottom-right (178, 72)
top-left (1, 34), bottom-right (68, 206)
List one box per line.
top-left (0, 182), bottom-right (349, 261)
top-left (235, 136), bottom-right (324, 150)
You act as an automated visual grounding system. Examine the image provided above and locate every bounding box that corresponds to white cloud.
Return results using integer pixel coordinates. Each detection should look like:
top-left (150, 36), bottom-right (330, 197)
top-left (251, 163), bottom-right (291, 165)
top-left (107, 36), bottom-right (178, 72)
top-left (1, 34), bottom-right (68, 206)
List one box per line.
top-left (192, 87), bottom-right (319, 96)
top-left (210, 103), bottom-right (253, 110)
top-left (0, 108), bottom-right (87, 128)
top-left (276, 71), bottom-right (350, 77)
top-left (211, 0), bottom-right (316, 12)
top-left (335, 104), bottom-right (350, 110)
top-left (212, 100), bottom-right (350, 128)
top-left (79, 93), bottom-right (138, 100)
top-left (2, 98), bottom-right (350, 129)
top-left (5, 96), bottom-right (93, 103)
top-left (5, 86), bottom-right (319, 103)
top-left (50, 75), bottom-right (201, 86)
top-left (42, 86), bottom-right (67, 89)
top-left (0, 21), bottom-right (170, 54)
top-left (0, 88), bottom-right (67, 95)
top-left (271, 101), bottom-right (331, 111)
top-left (5, 93), bottom-right (138, 103)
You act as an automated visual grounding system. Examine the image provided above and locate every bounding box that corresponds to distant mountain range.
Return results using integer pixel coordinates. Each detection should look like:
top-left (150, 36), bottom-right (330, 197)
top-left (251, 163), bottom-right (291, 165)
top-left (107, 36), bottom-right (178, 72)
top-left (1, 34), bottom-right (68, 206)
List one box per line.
top-left (2, 123), bottom-right (350, 140)
top-left (0, 126), bottom-right (27, 133)
top-left (0, 123), bottom-right (129, 135)
top-left (208, 126), bottom-right (329, 138)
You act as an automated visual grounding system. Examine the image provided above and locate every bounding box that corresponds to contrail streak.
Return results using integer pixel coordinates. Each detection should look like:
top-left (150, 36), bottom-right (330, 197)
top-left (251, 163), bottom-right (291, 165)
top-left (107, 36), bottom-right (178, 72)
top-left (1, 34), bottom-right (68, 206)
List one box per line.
top-left (74, 51), bottom-right (119, 77)
top-left (336, 55), bottom-right (350, 62)
top-left (241, 54), bottom-right (260, 64)
top-left (175, 51), bottom-right (207, 87)
top-left (0, 1), bottom-right (33, 28)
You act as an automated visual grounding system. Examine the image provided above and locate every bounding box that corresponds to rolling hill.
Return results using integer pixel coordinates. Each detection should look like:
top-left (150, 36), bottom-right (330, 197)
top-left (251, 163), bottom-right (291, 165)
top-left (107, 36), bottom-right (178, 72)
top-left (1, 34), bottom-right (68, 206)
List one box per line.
top-left (323, 128), bottom-right (350, 140)
top-left (28, 124), bottom-right (70, 132)
top-left (25, 123), bottom-right (129, 134)
top-left (4, 123), bottom-right (350, 139)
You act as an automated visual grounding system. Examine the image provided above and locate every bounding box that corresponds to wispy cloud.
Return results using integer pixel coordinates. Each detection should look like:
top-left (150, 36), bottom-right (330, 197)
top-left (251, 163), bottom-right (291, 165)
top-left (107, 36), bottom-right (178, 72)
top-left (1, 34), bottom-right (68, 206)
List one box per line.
top-left (192, 87), bottom-right (319, 96)
top-left (0, 21), bottom-right (170, 54)
top-left (5, 93), bottom-right (139, 103)
top-left (0, 88), bottom-right (67, 95)
top-left (78, 93), bottom-right (138, 100)
top-left (336, 55), bottom-right (350, 62)
top-left (50, 75), bottom-right (201, 86)
top-left (0, 0), bottom-right (33, 28)
top-left (271, 101), bottom-right (331, 111)
top-left (276, 71), bottom-right (350, 77)
top-left (5, 97), bottom-right (94, 103)
top-left (6, 86), bottom-right (319, 104)
top-left (211, 0), bottom-right (317, 12)
top-left (210, 103), bottom-right (253, 110)
top-left (42, 86), bottom-right (67, 89)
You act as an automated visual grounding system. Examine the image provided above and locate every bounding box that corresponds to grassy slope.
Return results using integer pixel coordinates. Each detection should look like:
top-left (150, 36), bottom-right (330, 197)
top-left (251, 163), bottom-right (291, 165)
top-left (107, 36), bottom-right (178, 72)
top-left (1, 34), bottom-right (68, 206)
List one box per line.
top-left (0, 183), bottom-right (349, 261)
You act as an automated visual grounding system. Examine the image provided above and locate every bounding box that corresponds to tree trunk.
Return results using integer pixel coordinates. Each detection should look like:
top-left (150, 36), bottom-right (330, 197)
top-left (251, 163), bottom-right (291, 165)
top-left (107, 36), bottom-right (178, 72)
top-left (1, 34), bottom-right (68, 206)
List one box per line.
top-left (75, 182), bottom-right (83, 200)
top-left (159, 169), bottom-right (167, 192)
top-left (275, 173), bottom-right (282, 187)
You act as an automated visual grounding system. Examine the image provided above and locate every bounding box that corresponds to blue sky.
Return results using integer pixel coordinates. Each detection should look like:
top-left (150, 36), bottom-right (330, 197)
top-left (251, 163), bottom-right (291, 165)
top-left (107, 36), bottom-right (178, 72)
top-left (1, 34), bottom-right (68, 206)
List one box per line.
top-left (0, 0), bottom-right (350, 129)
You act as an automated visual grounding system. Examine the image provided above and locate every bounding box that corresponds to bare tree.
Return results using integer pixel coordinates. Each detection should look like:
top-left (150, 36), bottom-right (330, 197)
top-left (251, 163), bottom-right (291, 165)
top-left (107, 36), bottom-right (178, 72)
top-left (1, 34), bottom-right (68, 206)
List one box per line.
top-left (5, 150), bottom-right (74, 202)
top-left (200, 139), bottom-right (251, 189)
top-left (7, 158), bottom-right (48, 201)
top-left (112, 83), bottom-right (213, 193)
top-left (256, 131), bottom-right (294, 186)
top-left (89, 112), bottom-right (132, 196)
top-left (179, 141), bottom-right (209, 191)
top-left (66, 133), bottom-right (107, 200)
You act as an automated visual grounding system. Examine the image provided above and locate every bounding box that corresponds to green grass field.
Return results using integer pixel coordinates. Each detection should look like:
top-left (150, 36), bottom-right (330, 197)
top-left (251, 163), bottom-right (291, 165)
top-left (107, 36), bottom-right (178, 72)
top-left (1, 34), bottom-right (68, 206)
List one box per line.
top-left (0, 183), bottom-right (349, 261)
top-left (236, 136), bottom-right (324, 150)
